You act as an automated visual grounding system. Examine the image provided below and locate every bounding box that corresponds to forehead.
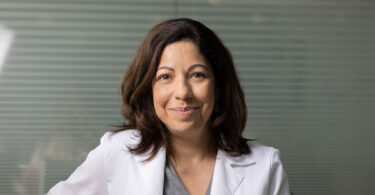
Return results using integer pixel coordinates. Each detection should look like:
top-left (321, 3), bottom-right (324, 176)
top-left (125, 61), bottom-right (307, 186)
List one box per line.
top-left (158, 40), bottom-right (209, 69)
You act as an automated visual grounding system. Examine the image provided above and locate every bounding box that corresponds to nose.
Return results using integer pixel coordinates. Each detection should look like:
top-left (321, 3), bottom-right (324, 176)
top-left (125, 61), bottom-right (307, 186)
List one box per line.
top-left (173, 77), bottom-right (192, 100)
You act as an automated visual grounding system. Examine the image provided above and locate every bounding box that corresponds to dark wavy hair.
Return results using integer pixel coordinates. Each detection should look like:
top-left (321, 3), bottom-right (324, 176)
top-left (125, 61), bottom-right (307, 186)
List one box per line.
top-left (115, 18), bottom-right (251, 160)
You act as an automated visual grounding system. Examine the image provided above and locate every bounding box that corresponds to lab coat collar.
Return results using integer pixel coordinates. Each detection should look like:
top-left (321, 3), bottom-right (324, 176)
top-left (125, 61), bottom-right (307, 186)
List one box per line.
top-left (133, 146), bottom-right (255, 195)
top-left (218, 149), bottom-right (256, 166)
top-left (209, 150), bottom-right (256, 195)
top-left (134, 146), bottom-right (166, 195)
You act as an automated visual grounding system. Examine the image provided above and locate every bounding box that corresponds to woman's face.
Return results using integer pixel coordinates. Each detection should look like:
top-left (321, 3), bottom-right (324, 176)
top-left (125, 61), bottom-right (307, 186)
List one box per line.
top-left (152, 40), bottom-right (215, 137)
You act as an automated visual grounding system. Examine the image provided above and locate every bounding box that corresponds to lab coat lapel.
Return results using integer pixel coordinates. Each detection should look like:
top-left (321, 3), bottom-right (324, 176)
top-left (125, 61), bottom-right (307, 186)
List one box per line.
top-left (210, 150), bottom-right (256, 195)
top-left (133, 146), bottom-right (166, 195)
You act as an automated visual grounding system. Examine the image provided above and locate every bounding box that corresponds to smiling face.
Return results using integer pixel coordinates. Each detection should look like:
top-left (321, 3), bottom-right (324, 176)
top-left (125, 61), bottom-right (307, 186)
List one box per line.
top-left (152, 40), bottom-right (215, 138)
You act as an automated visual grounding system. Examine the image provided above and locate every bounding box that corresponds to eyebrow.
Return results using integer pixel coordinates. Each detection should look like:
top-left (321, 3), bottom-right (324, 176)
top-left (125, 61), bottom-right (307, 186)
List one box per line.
top-left (157, 64), bottom-right (209, 72)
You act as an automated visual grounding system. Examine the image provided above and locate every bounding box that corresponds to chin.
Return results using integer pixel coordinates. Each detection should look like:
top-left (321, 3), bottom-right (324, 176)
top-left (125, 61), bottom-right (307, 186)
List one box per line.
top-left (167, 122), bottom-right (207, 136)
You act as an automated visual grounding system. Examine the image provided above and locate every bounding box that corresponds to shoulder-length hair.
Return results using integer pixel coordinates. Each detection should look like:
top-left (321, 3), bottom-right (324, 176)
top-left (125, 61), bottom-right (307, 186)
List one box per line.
top-left (115, 18), bottom-right (251, 160)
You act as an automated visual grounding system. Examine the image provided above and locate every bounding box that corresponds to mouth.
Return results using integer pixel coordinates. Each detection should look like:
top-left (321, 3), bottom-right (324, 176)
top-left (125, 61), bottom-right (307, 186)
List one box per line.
top-left (169, 106), bottom-right (199, 115)
top-left (170, 107), bottom-right (199, 111)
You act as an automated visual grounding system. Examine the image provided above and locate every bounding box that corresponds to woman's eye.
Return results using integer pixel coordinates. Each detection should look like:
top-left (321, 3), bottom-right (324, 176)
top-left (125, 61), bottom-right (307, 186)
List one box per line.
top-left (191, 72), bottom-right (206, 79)
top-left (157, 74), bottom-right (170, 80)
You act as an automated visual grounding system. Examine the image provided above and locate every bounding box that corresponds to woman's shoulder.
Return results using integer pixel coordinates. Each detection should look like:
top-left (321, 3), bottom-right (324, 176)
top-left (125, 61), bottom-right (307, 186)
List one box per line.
top-left (247, 142), bottom-right (281, 161)
top-left (222, 144), bottom-right (290, 194)
top-left (220, 141), bottom-right (282, 166)
top-left (248, 142), bottom-right (279, 155)
top-left (99, 129), bottom-right (141, 151)
top-left (228, 142), bottom-right (281, 165)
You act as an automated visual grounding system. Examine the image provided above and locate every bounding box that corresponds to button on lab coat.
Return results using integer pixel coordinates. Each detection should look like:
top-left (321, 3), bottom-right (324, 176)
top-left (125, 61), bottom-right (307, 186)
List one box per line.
top-left (48, 130), bottom-right (290, 195)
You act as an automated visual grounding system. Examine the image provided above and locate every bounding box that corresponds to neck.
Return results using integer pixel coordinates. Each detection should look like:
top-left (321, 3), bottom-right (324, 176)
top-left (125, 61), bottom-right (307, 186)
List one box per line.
top-left (168, 128), bottom-right (216, 164)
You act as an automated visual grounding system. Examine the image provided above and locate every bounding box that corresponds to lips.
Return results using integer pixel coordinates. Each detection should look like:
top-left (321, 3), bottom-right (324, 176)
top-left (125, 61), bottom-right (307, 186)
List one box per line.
top-left (170, 107), bottom-right (199, 111)
top-left (169, 106), bottom-right (199, 115)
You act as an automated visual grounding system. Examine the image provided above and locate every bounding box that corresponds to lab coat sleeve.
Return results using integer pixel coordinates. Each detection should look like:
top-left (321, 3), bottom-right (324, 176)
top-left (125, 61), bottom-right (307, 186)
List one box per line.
top-left (268, 149), bottom-right (291, 195)
top-left (47, 133), bottom-right (111, 195)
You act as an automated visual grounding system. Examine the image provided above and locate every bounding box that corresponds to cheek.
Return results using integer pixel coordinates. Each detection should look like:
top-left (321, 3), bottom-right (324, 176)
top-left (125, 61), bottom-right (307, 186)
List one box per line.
top-left (193, 83), bottom-right (215, 107)
top-left (152, 85), bottom-right (170, 109)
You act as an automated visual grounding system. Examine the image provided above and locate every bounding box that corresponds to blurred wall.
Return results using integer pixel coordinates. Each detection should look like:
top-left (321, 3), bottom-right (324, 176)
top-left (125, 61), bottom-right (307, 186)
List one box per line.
top-left (0, 0), bottom-right (374, 194)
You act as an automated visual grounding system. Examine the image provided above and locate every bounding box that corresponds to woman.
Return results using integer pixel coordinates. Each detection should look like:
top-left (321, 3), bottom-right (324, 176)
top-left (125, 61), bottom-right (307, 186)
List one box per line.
top-left (48, 18), bottom-right (290, 195)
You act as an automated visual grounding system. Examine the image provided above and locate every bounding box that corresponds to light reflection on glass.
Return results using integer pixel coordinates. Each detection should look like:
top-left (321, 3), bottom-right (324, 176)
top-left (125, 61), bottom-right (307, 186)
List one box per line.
top-left (0, 23), bottom-right (14, 74)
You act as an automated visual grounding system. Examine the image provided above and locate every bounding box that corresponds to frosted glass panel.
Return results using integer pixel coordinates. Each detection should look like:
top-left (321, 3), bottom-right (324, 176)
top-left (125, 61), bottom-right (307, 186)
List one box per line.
top-left (0, 0), bottom-right (374, 194)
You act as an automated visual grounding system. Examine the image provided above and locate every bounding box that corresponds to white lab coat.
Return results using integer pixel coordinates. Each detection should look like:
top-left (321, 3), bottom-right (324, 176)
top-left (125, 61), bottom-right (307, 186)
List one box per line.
top-left (48, 130), bottom-right (290, 195)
